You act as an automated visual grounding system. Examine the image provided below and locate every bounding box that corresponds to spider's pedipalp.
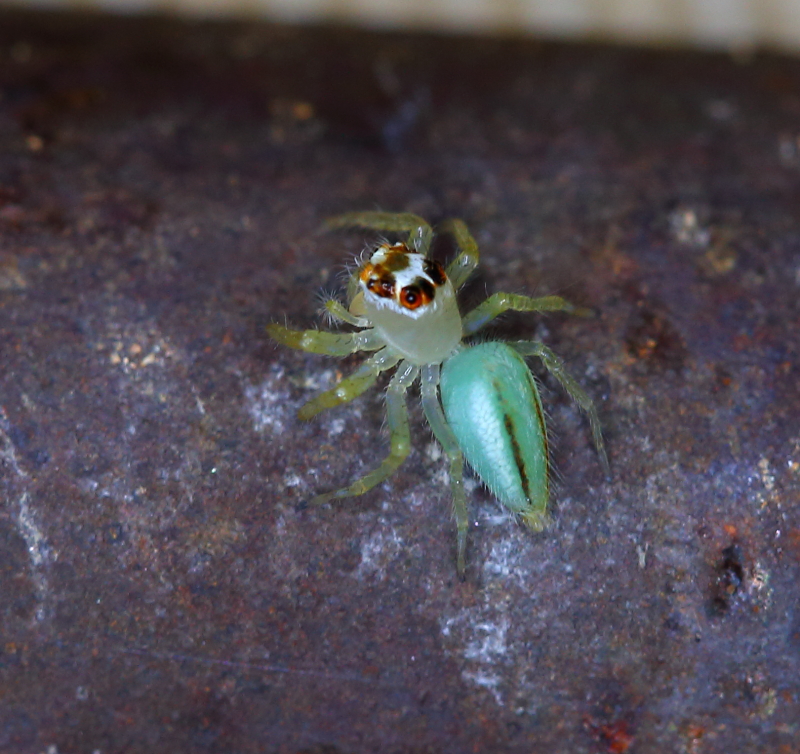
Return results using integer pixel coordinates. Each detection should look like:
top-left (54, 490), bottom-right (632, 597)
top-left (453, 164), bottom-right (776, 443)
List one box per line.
top-left (324, 298), bottom-right (369, 328)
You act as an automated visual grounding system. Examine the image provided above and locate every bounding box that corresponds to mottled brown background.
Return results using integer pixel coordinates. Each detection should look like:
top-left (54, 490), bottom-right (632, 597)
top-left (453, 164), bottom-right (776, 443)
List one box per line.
top-left (1, 10), bottom-right (799, 753)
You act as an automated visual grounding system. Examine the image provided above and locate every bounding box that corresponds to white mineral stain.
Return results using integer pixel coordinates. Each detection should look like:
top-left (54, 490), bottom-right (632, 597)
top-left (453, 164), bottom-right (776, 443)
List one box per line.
top-left (354, 526), bottom-right (403, 580)
top-left (441, 606), bottom-right (511, 706)
top-left (16, 492), bottom-right (55, 622)
top-left (0, 406), bottom-right (28, 479)
top-left (245, 367), bottom-right (291, 433)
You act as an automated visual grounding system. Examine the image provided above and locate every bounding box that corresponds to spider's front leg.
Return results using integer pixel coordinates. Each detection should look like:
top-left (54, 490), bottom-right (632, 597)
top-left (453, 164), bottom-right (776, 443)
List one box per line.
top-left (511, 341), bottom-right (610, 475)
top-left (463, 293), bottom-right (591, 336)
top-left (312, 361), bottom-right (418, 505)
top-left (266, 322), bottom-right (382, 356)
top-left (438, 219), bottom-right (480, 290)
top-left (420, 364), bottom-right (468, 577)
top-left (297, 349), bottom-right (400, 421)
top-left (325, 211), bottom-right (433, 255)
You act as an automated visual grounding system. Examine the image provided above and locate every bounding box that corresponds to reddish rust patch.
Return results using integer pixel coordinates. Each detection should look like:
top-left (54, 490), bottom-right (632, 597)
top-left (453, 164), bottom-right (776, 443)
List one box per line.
top-left (585, 717), bottom-right (635, 753)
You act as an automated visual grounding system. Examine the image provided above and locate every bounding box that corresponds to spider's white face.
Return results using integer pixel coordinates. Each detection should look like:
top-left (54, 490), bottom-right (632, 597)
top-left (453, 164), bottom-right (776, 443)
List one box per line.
top-left (357, 242), bottom-right (448, 318)
top-left (350, 242), bottom-right (463, 365)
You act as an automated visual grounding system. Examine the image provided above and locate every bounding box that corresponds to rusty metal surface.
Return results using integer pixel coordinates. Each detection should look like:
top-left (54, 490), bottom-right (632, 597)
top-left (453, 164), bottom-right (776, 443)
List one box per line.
top-left (1, 10), bottom-right (799, 753)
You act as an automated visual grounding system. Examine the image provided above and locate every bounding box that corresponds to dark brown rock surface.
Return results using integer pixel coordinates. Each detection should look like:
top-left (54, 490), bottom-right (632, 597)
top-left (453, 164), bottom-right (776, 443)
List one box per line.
top-left (1, 10), bottom-right (799, 752)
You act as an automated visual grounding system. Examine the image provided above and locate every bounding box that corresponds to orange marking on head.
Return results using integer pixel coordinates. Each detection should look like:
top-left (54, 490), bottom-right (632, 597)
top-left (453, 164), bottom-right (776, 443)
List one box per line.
top-left (381, 243), bottom-right (414, 272)
top-left (360, 261), bottom-right (396, 299)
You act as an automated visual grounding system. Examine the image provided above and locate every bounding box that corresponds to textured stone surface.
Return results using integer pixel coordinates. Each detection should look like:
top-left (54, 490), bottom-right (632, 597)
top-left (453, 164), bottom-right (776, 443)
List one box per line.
top-left (1, 10), bottom-right (799, 752)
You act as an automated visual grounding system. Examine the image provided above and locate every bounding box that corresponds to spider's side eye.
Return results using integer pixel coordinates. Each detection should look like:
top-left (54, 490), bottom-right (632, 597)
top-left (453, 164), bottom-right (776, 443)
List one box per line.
top-left (423, 259), bottom-right (447, 286)
top-left (361, 262), bottom-right (396, 299)
top-left (400, 278), bottom-right (435, 310)
top-left (367, 277), bottom-right (395, 298)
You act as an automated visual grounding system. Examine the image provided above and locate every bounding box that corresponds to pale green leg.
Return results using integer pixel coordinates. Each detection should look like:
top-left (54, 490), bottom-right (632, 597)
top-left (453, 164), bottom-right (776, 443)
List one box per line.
top-left (324, 299), bottom-right (369, 328)
top-left (420, 364), bottom-right (468, 577)
top-left (325, 211), bottom-right (433, 255)
top-left (298, 349), bottom-right (400, 420)
top-left (438, 218), bottom-right (480, 290)
top-left (510, 341), bottom-right (610, 476)
top-left (266, 322), bottom-right (382, 356)
top-left (462, 293), bottom-right (591, 336)
top-left (312, 361), bottom-right (418, 505)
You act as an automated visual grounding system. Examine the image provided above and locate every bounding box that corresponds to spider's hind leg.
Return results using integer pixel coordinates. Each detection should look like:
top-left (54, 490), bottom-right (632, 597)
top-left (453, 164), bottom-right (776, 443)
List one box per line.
top-left (420, 364), bottom-right (468, 578)
top-left (312, 361), bottom-right (419, 505)
top-left (510, 340), bottom-right (609, 476)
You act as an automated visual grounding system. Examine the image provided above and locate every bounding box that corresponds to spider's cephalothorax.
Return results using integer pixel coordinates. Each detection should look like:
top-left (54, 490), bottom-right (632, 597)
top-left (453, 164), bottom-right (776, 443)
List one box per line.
top-left (267, 212), bottom-right (609, 577)
top-left (352, 241), bottom-right (462, 365)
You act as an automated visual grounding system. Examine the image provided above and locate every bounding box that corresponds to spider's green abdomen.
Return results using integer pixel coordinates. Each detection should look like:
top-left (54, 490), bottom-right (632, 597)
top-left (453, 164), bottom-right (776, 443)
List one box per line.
top-left (440, 342), bottom-right (550, 530)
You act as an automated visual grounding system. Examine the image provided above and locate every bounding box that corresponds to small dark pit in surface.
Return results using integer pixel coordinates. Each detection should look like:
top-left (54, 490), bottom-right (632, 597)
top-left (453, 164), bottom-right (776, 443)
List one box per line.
top-left (708, 543), bottom-right (746, 617)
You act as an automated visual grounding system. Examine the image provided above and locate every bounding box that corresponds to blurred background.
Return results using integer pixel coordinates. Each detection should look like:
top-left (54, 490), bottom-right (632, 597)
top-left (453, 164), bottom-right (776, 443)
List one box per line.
top-left (5, 0), bottom-right (800, 52)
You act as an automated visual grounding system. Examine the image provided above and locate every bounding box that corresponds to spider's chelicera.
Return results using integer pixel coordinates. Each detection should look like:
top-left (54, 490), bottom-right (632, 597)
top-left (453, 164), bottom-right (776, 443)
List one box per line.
top-left (267, 212), bottom-right (609, 576)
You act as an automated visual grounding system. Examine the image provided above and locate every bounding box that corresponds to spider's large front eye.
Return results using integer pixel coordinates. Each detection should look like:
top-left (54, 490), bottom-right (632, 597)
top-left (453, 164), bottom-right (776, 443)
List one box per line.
top-left (399, 279), bottom-right (435, 310)
top-left (400, 286), bottom-right (421, 309)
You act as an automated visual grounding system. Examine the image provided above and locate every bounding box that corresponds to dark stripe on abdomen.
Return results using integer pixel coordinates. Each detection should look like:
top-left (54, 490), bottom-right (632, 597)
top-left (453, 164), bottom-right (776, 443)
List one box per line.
top-left (495, 377), bottom-right (534, 504)
top-left (527, 371), bottom-right (549, 500)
